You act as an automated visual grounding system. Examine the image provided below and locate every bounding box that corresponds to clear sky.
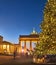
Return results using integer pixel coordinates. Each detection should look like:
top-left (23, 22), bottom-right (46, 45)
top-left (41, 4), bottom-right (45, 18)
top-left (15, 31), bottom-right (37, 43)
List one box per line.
top-left (0, 0), bottom-right (47, 43)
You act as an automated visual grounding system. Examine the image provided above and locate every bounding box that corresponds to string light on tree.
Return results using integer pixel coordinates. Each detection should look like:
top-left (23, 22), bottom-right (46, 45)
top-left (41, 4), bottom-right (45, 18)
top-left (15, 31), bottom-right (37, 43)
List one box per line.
top-left (35, 0), bottom-right (56, 55)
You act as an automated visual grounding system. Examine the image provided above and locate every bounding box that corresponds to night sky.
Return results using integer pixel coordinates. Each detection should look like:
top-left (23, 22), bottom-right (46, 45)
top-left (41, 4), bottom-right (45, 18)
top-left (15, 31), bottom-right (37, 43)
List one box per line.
top-left (0, 0), bottom-right (47, 43)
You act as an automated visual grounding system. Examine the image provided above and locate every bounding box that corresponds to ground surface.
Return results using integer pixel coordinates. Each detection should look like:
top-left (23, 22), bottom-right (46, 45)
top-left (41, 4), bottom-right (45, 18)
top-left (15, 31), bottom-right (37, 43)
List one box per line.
top-left (0, 55), bottom-right (33, 65)
top-left (0, 55), bottom-right (56, 65)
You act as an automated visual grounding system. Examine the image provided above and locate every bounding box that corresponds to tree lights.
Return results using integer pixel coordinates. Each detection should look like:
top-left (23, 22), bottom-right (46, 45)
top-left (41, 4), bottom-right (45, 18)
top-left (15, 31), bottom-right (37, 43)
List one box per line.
top-left (35, 0), bottom-right (56, 55)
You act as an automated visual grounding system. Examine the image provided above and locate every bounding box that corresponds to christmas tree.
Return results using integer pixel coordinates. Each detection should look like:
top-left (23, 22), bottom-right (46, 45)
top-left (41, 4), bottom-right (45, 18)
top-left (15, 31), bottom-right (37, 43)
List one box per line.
top-left (35, 0), bottom-right (56, 55)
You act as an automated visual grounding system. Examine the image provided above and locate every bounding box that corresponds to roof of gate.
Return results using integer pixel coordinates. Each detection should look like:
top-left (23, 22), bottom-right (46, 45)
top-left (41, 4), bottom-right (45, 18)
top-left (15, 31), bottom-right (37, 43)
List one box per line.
top-left (19, 34), bottom-right (39, 38)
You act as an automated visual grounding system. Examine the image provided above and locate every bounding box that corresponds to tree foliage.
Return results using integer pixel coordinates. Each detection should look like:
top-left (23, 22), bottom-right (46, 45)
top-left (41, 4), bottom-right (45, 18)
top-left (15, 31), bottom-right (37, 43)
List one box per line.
top-left (35, 0), bottom-right (56, 55)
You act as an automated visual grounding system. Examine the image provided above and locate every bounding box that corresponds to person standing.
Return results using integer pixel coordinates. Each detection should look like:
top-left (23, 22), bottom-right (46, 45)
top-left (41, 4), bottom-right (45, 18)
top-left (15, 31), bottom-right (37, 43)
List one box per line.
top-left (13, 50), bottom-right (16, 59)
top-left (13, 49), bottom-right (17, 60)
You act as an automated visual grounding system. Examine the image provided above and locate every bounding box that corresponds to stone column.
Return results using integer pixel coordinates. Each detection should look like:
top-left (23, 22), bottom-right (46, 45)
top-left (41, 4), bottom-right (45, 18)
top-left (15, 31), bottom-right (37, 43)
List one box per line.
top-left (30, 41), bottom-right (32, 51)
top-left (6, 45), bottom-right (7, 53)
top-left (19, 40), bottom-right (21, 53)
top-left (2, 45), bottom-right (3, 53)
top-left (9, 45), bottom-right (11, 53)
top-left (0, 45), bottom-right (2, 53)
top-left (24, 41), bottom-right (26, 53)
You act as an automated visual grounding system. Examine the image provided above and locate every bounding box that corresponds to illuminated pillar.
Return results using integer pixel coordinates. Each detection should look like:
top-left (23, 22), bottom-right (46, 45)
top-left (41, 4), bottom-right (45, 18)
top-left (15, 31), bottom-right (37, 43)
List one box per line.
top-left (0, 45), bottom-right (2, 53)
top-left (19, 40), bottom-right (21, 53)
top-left (24, 41), bottom-right (26, 53)
top-left (30, 41), bottom-right (32, 51)
top-left (9, 45), bottom-right (11, 53)
top-left (2, 45), bottom-right (3, 53)
top-left (7, 45), bottom-right (10, 54)
top-left (6, 45), bottom-right (7, 53)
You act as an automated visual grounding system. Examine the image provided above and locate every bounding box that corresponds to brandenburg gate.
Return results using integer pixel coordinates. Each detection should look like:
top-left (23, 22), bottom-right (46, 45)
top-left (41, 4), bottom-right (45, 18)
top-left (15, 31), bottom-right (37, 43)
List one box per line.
top-left (19, 29), bottom-right (39, 53)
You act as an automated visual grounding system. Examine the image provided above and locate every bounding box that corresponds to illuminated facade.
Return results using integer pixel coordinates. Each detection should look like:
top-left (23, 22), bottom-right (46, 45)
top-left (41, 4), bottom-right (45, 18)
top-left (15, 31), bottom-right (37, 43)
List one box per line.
top-left (18, 29), bottom-right (39, 53)
top-left (0, 36), bottom-right (14, 54)
top-left (0, 29), bottom-right (39, 54)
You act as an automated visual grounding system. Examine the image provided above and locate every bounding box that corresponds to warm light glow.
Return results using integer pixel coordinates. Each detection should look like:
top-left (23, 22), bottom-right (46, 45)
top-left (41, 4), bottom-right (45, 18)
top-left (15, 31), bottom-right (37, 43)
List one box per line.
top-left (21, 41), bottom-right (24, 47)
top-left (3, 45), bottom-right (6, 49)
top-left (26, 41), bottom-right (30, 50)
top-left (33, 58), bottom-right (36, 62)
top-left (22, 49), bottom-right (24, 53)
top-left (7, 45), bottom-right (10, 52)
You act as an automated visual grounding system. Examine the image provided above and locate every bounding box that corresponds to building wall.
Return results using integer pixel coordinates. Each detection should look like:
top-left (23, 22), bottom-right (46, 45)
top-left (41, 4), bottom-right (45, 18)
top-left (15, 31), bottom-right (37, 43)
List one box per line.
top-left (0, 36), bottom-right (15, 54)
top-left (9, 45), bottom-right (14, 54)
top-left (0, 36), bottom-right (3, 42)
top-left (0, 34), bottom-right (39, 55)
top-left (0, 44), bottom-right (14, 54)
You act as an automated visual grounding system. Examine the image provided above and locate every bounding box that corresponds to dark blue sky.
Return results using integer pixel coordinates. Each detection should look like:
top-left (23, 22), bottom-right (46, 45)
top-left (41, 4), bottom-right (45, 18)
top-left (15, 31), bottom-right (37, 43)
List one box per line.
top-left (0, 0), bottom-right (47, 43)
